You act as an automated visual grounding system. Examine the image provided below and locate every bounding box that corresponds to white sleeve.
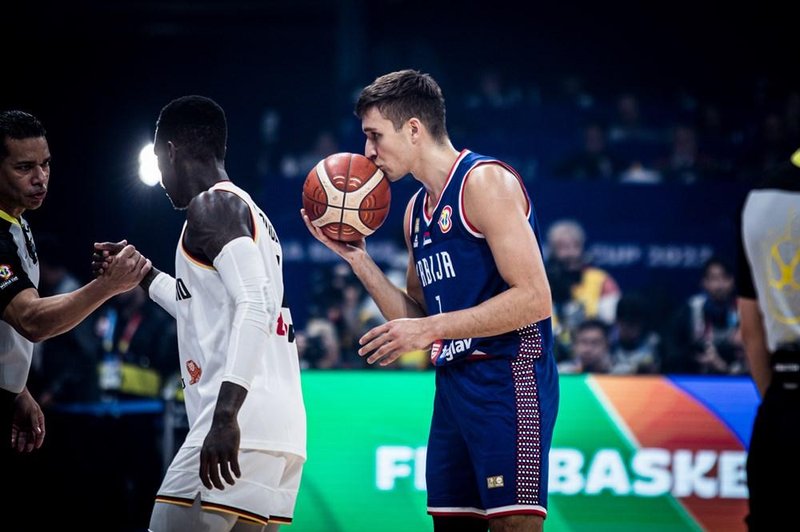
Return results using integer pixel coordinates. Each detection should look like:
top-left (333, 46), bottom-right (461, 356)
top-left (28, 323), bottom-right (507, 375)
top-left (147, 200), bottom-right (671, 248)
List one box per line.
top-left (214, 236), bottom-right (278, 390)
top-left (148, 272), bottom-right (177, 318)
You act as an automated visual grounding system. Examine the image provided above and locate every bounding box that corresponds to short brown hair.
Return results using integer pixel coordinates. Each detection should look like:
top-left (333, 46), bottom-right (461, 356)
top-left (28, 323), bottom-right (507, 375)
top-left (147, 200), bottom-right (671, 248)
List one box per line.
top-left (355, 69), bottom-right (448, 142)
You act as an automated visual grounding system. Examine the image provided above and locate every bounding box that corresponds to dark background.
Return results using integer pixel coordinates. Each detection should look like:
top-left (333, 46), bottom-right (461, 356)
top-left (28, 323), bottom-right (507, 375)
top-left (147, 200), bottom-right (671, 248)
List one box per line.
top-left (2, 0), bottom-right (795, 277)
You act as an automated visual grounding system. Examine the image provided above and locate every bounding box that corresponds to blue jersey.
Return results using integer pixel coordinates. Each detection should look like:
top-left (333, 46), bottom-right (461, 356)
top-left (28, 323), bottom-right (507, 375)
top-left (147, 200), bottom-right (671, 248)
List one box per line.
top-left (408, 149), bottom-right (553, 366)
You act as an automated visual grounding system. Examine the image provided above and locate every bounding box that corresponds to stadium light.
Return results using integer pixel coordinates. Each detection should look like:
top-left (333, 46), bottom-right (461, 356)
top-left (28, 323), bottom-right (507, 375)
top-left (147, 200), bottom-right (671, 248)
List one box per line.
top-left (138, 143), bottom-right (161, 186)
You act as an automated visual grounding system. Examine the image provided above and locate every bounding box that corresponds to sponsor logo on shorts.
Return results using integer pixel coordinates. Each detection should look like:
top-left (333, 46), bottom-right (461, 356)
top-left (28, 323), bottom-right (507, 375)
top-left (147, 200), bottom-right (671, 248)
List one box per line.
top-left (0, 264), bottom-right (13, 280)
top-left (487, 475), bottom-right (504, 489)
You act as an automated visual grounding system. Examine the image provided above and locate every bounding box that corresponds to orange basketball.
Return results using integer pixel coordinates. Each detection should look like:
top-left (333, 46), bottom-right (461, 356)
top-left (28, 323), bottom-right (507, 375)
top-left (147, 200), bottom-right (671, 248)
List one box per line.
top-left (302, 152), bottom-right (391, 242)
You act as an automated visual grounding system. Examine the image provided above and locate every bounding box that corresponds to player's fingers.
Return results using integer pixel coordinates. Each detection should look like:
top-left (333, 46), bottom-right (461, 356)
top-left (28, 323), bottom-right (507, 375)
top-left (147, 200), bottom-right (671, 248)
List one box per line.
top-left (299, 209), bottom-right (315, 231)
top-left (140, 259), bottom-right (153, 277)
top-left (379, 350), bottom-right (403, 367)
top-left (209, 460), bottom-right (225, 490)
top-left (116, 244), bottom-right (137, 260)
top-left (359, 324), bottom-right (388, 347)
top-left (230, 455), bottom-right (241, 479)
top-left (220, 459), bottom-right (236, 486)
top-left (93, 240), bottom-right (127, 253)
top-left (358, 335), bottom-right (385, 358)
top-left (35, 421), bottom-right (45, 449)
top-left (300, 209), bottom-right (331, 243)
top-left (132, 253), bottom-right (148, 274)
top-left (199, 456), bottom-right (213, 490)
top-left (366, 339), bottom-right (396, 365)
top-left (366, 345), bottom-right (385, 365)
top-left (15, 431), bottom-right (27, 453)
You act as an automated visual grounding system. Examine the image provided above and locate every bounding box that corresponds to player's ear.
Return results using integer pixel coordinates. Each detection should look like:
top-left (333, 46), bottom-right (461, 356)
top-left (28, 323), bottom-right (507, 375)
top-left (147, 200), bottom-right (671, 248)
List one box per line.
top-left (408, 118), bottom-right (421, 142)
top-left (167, 141), bottom-right (178, 163)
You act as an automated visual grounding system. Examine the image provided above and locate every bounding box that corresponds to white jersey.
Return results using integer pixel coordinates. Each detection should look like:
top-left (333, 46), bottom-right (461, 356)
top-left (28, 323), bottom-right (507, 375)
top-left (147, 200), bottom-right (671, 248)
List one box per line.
top-left (173, 181), bottom-right (306, 457)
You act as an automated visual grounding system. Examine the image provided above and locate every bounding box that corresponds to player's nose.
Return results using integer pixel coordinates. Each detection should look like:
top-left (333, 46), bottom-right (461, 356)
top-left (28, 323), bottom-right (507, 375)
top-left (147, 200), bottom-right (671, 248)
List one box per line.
top-left (364, 140), bottom-right (377, 160)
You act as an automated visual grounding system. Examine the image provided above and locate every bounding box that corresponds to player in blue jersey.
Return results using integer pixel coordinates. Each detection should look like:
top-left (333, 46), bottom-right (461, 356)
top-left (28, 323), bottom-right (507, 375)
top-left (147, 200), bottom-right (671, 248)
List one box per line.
top-left (302, 69), bottom-right (558, 532)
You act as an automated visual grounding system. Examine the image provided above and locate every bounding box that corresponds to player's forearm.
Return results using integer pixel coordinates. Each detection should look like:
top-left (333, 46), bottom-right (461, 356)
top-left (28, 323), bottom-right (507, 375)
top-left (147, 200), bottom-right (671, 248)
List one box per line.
top-left (427, 284), bottom-right (551, 340)
top-left (348, 251), bottom-right (425, 320)
top-left (212, 381), bottom-right (248, 423)
top-left (145, 270), bottom-right (178, 318)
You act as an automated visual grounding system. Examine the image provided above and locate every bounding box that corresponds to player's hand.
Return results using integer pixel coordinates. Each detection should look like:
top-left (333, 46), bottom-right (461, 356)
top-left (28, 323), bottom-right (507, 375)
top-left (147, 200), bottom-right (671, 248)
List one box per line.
top-left (11, 389), bottom-right (46, 453)
top-left (97, 244), bottom-right (152, 294)
top-left (358, 318), bottom-right (435, 366)
top-left (200, 418), bottom-right (242, 490)
top-left (92, 240), bottom-right (127, 277)
top-left (300, 208), bottom-right (366, 258)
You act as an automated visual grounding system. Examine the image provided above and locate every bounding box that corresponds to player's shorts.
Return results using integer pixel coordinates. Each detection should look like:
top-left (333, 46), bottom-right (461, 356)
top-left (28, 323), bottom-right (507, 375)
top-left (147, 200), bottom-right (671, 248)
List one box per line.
top-left (155, 445), bottom-right (304, 526)
top-left (426, 349), bottom-right (558, 520)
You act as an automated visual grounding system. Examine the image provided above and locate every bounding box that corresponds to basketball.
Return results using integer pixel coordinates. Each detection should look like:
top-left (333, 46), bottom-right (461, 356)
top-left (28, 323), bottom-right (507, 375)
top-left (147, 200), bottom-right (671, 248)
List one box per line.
top-left (302, 152), bottom-right (391, 242)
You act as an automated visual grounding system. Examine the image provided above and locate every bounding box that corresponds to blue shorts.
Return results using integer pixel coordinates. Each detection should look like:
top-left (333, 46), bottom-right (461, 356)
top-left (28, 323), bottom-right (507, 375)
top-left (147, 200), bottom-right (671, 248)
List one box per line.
top-left (425, 351), bottom-right (558, 519)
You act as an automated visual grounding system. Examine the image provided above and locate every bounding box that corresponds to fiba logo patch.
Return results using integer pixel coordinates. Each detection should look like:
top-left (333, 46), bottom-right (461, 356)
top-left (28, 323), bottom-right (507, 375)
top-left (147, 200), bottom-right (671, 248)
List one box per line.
top-left (438, 205), bottom-right (453, 233)
top-left (0, 264), bottom-right (13, 280)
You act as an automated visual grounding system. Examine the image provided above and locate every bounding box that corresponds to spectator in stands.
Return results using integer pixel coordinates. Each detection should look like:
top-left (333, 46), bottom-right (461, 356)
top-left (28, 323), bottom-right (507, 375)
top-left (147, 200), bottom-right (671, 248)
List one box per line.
top-left (654, 124), bottom-right (721, 183)
top-left (255, 107), bottom-right (283, 179)
top-left (558, 319), bottom-right (612, 374)
top-left (302, 263), bottom-right (373, 369)
top-left (695, 103), bottom-right (737, 180)
top-left (300, 296), bottom-right (343, 369)
top-left (738, 111), bottom-right (796, 182)
top-left (545, 219), bottom-right (621, 352)
top-left (91, 287), bottom-right (178, 401)
top-left (663, 256), bottom-right (745, 374)
top-left (609, 293), bottom-right (661, 374)
top-left (279, 129), bottom-right (339, 178)
top-left (553, 121), bottom-right (622, 181)
top-left (608, 92), bottom-right (667, 146)
top-left (608, 92), bottom-right (669, 184)
top-left (464, 68), bottom-right (523, 110)
top-left (784, 91), bottom-right (800, 148)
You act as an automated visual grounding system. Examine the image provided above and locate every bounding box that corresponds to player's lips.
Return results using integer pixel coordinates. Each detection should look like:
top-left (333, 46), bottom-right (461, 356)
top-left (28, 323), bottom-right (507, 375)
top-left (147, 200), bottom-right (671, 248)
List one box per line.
top-left (30, 191), bottom-right (47, 201)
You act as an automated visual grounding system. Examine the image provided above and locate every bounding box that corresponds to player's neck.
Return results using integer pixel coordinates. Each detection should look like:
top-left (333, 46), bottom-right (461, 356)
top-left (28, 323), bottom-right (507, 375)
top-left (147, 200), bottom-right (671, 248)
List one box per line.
top-left (415, 142), bottom-right (459, 203)
top-left (187, 160), bottom-right (230, 194)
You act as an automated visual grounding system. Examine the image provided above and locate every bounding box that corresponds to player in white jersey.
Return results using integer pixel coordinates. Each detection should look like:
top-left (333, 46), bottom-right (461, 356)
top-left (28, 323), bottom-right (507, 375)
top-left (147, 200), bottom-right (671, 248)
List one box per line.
top-left (95, 96), bottom-right (306, 532)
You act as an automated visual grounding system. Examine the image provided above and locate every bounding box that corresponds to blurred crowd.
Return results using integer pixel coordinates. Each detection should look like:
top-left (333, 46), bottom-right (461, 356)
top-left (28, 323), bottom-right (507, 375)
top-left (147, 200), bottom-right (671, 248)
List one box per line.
top-left (29, 68), bottom-right (790, 411)
top-left (262, 70), bottom-right (799, 188)
top-left (295, 217), bottom-right (747, 378)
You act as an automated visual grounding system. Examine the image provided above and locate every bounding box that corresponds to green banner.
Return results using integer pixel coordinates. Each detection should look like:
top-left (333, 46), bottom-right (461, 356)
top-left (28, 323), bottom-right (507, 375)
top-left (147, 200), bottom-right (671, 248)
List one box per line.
top-left (292, 371), bottom-right (751, 531)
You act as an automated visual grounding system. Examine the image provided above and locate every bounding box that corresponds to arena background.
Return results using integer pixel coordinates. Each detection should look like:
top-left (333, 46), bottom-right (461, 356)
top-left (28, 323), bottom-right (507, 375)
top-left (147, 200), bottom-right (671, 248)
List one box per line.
top-left (1, 1), bottom-right (795, 531)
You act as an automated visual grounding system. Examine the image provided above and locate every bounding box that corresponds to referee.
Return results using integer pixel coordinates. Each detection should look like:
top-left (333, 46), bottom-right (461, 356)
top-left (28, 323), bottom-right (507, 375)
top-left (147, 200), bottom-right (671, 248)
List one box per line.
top-left (737, 147), bottom-right (800, 531)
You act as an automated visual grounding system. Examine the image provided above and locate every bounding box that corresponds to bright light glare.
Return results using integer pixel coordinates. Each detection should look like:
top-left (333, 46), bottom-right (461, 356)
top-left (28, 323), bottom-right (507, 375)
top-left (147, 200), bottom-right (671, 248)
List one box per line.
top-left (138, 143), bottom-right (161, 186)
